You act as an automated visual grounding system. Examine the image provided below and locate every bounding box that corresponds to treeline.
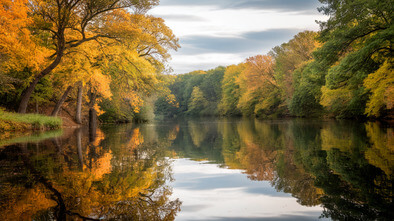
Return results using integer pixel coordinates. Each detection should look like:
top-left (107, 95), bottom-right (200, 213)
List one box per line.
top-left (155, 0), bottom-right (393, 119)
top-left (0, 0), bottom-right (179, 123)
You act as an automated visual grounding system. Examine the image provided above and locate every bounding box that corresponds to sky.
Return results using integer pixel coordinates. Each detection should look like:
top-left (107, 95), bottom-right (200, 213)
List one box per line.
top-left (149, 0), bottom-right (328, 74)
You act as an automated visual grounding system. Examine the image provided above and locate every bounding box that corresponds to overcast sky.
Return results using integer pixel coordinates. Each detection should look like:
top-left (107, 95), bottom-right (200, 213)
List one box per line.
top-left (149, 0), bottom-right (328, 74)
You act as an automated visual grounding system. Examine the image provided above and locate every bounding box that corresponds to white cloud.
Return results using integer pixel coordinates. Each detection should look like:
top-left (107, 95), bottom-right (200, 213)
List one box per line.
top-left (149, 1), bottom-right (328, 74)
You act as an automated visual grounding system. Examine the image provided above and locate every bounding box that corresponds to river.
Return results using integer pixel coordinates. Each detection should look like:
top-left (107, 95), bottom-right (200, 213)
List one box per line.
top-left (0, 118), bottom-right (392, 220)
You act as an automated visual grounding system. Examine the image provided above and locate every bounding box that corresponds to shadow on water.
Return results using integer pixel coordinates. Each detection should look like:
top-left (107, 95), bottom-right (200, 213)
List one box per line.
top-left (0, 118), bottom-right (392, 220)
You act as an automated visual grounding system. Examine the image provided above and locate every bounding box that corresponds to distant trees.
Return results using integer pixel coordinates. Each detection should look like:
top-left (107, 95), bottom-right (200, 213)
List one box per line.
top-left (188, 86), bottom-right (208, 115)
top-left (156, 0), bottom-right (392, 119)
top-left (218, 63), bottom-right (244, 116)
top-left (154, 67), bottom-right (225, 117)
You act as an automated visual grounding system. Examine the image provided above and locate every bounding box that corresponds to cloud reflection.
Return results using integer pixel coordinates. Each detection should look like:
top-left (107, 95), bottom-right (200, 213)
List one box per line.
top-left (170, 159), bottom-right (324, 220)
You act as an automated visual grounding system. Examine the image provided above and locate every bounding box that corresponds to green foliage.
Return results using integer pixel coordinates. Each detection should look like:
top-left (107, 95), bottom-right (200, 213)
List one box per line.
top-left (200, 66), bottom-right (225, 102)
top-left (187, 86), bottom-right (208, 115)
top-left (155, 66), bottom-right (225, 117)
top-left (99, 96), bottom-right (135, 123)
top-left (290, 61), bottom-right (325, 117)
top-left (218, 64), bottom-right (244, 116)
top-left (270, 31), bottom-right (319, 106)
top-left (0, 67), bottom-right (53, 113)
top-left (314, 0), bottom-right (393, 118)
top-left (154, 96), bottom-right (180, 118)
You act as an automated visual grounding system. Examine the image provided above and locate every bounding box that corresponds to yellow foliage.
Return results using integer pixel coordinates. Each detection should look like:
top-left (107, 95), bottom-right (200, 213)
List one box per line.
top-left (167, 124), bottom-right (179, 141)
top-left (239, 55), bottom-right (276, 91)
top-left (364, 122), bottom-right (394, 176)
top-left (166, 94), bottom-right (179, 108)
top-left (364, 59), bottom-right (394, 117)
top-left (321, 127), bottom-right (354, 152)
top-left (236, 55), bottom-right (277, 115)
top-left (90, 69), bottom-right (112, 99)
top-left (320, 86), bottom-right (352, 111)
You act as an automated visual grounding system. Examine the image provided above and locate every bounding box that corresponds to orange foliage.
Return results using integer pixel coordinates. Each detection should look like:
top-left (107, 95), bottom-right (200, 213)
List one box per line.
top-left (90, 151), bottom-right (113, 180)
top-left (241, 55), bottom-right (276, 90)
top-left (127, 128), bottom-right (144, 150)
top-left (0, 0), bottom-right (48, 71)
top-left (1, 185), bottom-right (56, 220)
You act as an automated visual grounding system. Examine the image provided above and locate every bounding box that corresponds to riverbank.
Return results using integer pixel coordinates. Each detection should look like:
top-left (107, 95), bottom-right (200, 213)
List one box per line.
top-left (0, 109), bottom-right (62, 133)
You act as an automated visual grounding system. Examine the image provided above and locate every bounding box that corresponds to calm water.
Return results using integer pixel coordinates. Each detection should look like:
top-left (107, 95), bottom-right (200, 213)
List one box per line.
top-left (0, 118), bottom-right (392, 220)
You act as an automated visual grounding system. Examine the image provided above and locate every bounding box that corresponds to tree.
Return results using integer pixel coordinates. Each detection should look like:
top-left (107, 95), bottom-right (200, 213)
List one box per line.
top-left (188, 86), bottom-right (208, 115)
top-left (315, 0), bottom-right (393, 118)
top-left (289, 61), bottom-right (325, 117)
top-left (0, 0), bottom-right (48, 72)
top-left (218, 63), bottom-right (245, 116)
top-left (270, 31), bottom-right (320, 106)
top-left (363, 59), bottom-right (394, 117)
top-left (236, 55), bottom-right (279, 117)
top-left (16, 0), bottom-right (160, 113)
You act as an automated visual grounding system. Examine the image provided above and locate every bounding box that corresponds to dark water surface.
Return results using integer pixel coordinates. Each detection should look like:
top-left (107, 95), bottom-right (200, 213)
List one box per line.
top-left (0, 118), bottom-right (392, 220)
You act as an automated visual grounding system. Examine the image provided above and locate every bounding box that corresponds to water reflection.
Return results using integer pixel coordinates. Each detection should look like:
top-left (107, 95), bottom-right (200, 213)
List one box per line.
top-left (157, 118), bottom-right (392, 220)
top-left (0, 125), bottom-right (181, 220)
top-left (0, 118), bottom-right (392, 220)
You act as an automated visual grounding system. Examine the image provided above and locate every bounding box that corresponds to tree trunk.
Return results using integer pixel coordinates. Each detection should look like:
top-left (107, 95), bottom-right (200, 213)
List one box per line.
top-left (18, 53), bottom-right (63, 113)
top-left (75, 81), bottom-right (83, 124)
top-left (51, 86), bottom-right (73, 117)
top-left (18, 76), bottom-right (41, 113)
top-left (88, 87), bottom-right (97, 142)
top-left (51, 86), bottom-right (73, 116)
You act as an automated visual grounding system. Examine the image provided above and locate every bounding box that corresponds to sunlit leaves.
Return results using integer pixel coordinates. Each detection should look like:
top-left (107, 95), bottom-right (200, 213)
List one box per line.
top-left (363, 59), bottom-right (394, 117)
top-left (0, 0), bottom-right (48, 71)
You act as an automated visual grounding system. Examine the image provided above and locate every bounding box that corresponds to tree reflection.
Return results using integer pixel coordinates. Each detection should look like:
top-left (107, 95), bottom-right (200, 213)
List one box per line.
top-left (290, 120), bottom-right (393, 220)
top-left (0, 119), bottom-right (392, 220)
top-left (211, 119), bottom-right (392, 219)
top-left (0, 124), bottom-right (181, 220)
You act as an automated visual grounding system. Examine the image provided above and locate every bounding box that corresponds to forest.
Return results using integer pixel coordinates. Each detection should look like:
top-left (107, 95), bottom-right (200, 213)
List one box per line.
top-left (155, 0), bottom-right (393, 120)
top-left (0, 0), bottom-right (393, 127)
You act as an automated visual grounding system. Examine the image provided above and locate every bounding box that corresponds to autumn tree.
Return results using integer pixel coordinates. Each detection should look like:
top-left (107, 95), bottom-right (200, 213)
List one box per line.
top-left (270, 31), bottom-right (320, 107)
top-left (0, 0), bottom-right (48, 101)
top-left (218, 63), bottom-right (245, 116)
top-left (187, 86), bottom-right (208, 115)
top-left (97, 12), bottom-right (179, 122)
top-left (0, 0), bottom-right (47, 71)
top-left (237, 55), bottom-right (280, 117)
top-left (16, 0), bottom-right (160, 113)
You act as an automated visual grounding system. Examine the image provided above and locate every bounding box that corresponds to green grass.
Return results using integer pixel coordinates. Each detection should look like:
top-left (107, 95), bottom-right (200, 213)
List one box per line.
top-left (0, 109), bottom-right (62, 131)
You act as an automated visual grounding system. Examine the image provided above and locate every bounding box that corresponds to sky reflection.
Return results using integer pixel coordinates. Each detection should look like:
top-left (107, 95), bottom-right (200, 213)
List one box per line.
top-left (170, 159), bottom-right (327, 221)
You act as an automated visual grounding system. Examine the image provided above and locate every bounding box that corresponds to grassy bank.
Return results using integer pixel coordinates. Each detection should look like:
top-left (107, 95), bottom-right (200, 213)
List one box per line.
top-left (0, 109), bottom-right (62, 132)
